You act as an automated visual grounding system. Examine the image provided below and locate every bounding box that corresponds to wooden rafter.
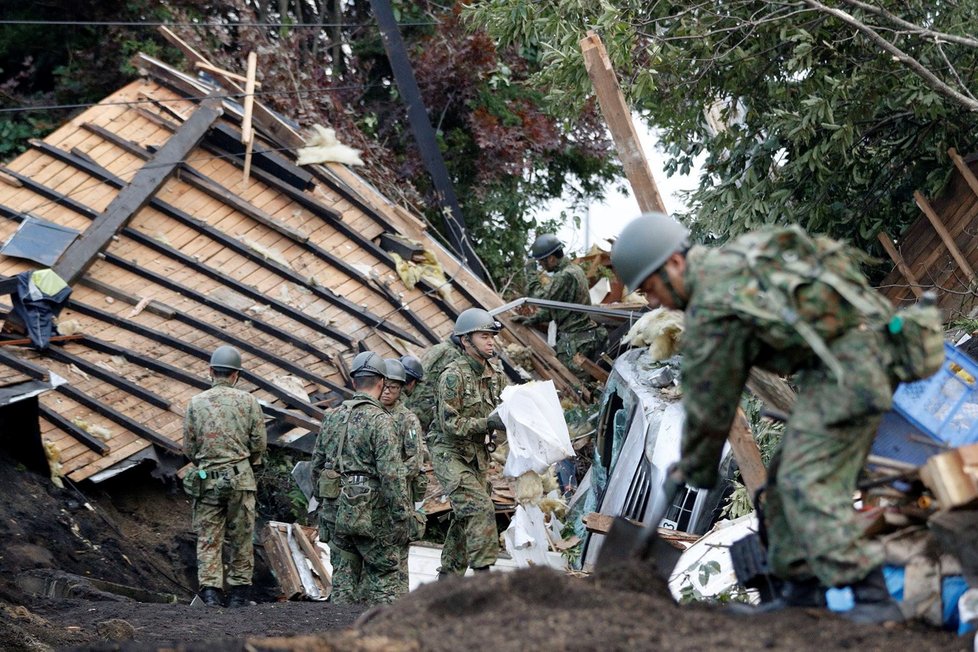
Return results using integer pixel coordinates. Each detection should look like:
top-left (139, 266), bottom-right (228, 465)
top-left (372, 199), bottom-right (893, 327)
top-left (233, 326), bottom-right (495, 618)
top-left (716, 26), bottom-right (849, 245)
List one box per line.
top-left (53, 97), bottom-right (223, 285)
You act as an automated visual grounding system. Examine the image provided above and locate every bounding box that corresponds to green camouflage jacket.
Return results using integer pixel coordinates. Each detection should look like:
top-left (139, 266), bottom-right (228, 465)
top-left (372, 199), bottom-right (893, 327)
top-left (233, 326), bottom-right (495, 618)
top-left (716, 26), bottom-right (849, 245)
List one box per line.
top-left (435, 353), bottom-right (505, 467)
top-left (525, 257), bottom-right (594, 333)
top-left (183, 378), bottom-right (266, 489)
top-left (678, 229), bottom-right (892, 487)
top-left (405, 340), bottom-right (464, 433)
top-left (310, 392), bottom-right (411, 519)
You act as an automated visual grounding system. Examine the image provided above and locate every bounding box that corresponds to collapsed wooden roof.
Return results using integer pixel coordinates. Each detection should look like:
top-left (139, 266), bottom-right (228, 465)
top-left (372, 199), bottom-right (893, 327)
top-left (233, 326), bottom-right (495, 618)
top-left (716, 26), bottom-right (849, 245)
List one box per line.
top-left (0, 47), bottom-right (578, 483)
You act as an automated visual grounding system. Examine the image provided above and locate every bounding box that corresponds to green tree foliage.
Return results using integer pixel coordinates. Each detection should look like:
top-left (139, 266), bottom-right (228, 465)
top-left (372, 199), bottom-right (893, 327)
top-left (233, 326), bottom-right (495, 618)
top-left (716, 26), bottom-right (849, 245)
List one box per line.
top-left (464, 1), bottom-right (978, 256)
top-left (0, 1), bottom-right (620, 289)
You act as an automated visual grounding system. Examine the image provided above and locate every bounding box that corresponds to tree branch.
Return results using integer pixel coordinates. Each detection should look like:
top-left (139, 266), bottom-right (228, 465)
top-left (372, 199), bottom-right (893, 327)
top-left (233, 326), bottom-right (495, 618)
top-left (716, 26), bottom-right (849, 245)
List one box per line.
top-left (841, 0), bottom-right (978, 50)
top-left (803, 0), bottom-right (978, 112)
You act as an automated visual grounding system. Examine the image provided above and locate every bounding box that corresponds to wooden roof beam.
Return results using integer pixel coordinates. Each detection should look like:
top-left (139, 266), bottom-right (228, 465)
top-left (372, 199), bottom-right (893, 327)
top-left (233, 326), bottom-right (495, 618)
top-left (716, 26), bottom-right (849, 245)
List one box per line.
top-left (914, 190), bottom-right (977, 284)
top-left (877, 231), bottom-right (924, 299)
top-left (55, 384), bottom-right (182, 455)
top-left (64, 300), bottom-right (325, 421)
top-left (77, 124), bottom-right (442, 345)
top-left (53, 96), bottom-right (223, 285)
top-left (0, 173), bottom-right (351, 354)
top-left (38, 404), bottom-right (110, 455)
top-left (32, 142), bottom-right (425, 348)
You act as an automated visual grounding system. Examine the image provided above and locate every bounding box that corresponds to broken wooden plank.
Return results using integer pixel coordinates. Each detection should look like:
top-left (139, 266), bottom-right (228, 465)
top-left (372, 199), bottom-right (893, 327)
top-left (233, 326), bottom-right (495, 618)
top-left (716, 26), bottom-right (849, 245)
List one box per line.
top-left (53, 97), bottom-right (223, 285)
top-left (877, 231), bottom-right (924, 299)
top-left (580, 31), bottom-right (666, 214)
top-left (0, 334), bottom-right (83, 347)
top-left (914, 189), bottom-right (977, 283)
top-left (260, 522), bottom-right (304, 600)
top-left (157, 28), bottom-right (307, 153)
top-left (292, 523), bottom-right (332, 597)
top-left (728, 407), bottom-right (766, 500)
top-left (194, 61), bottom-right (262, 87)
top-left (241, 51), bottom-right (258, 188)
top-left (55, 384), bottom-right (182, 454)
top-left (38, 403), bottom-right (110, 455)
top-left (0, 346), bottom-right (49, 381)
top-left (949, 148), bottom-right (978, 202)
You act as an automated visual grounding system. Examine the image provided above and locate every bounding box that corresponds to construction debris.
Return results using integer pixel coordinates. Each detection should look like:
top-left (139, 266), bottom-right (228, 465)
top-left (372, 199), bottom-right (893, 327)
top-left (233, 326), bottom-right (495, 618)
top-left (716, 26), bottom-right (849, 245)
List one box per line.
top-left (622, 307), bottom-right (684, 360)
top-left (261, 521), bottom-right (332, 601)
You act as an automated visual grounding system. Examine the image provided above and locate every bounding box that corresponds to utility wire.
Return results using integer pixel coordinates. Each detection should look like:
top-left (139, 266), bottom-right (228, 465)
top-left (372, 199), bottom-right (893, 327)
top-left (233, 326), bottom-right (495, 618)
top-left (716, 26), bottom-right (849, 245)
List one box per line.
top-left (0, 19), bottom-right (438, 28)
top-left (0, 82), bottom-right (382, 115)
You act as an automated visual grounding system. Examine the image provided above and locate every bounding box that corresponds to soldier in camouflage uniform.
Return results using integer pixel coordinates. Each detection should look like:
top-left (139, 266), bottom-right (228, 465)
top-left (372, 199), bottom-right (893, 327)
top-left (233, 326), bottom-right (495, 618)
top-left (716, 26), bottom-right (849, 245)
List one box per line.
top-left (381, 359), bottom-right (429, 593)
top-left (431, 308), bottom-right (506, 577)
top-left (513, 234), bottom-right (607, 383)
top-left (404, 336), bottom-right (463, 435)
top-left (183, 345), bottom-right (267, 608)
top-left (611, 213), bottom-right (905, 624)
top-left (310, 351), bottom-right (420, 604)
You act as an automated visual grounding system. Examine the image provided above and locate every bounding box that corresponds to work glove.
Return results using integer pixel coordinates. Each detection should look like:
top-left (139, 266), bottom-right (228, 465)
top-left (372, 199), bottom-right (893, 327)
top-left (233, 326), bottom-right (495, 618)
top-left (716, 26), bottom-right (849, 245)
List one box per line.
top-left (486, 412), bottom-right (505, 432)
top-left (510, 314), bottom-right (530, 325)
top-left (408, 510), bottom-right (427, 542)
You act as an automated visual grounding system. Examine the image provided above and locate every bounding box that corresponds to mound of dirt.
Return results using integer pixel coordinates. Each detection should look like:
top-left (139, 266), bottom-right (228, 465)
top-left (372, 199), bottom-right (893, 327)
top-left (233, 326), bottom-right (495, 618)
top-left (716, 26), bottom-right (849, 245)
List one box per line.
top-left (353, 565), bottom-right (962, 652)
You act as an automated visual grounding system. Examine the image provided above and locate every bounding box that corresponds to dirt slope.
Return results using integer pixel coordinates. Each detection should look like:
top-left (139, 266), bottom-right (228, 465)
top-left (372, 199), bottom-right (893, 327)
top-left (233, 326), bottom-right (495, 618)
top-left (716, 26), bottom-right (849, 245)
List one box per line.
top-left (0, 447), bottom-right (968, 651)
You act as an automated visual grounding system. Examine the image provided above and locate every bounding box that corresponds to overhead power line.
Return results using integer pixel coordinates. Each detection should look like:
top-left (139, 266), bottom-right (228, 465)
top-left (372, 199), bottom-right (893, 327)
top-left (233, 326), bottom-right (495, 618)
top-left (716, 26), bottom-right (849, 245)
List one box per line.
top-left (0, 19), bottom-right (437, 28)
top-left (0, 82), bottom-right (383, 115)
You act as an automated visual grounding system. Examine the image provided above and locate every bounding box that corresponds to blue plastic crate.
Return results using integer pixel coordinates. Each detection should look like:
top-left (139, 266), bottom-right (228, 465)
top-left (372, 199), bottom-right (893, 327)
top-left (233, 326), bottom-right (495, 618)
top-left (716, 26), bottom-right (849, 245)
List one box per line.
top-left (892, 343), bottom-right (978, 447)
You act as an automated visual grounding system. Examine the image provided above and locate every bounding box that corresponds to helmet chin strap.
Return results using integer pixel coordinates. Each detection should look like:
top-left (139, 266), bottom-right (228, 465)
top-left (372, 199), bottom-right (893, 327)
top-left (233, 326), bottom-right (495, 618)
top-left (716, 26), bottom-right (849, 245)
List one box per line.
top-left (657, 267), bottom-right (687, 309)
top-left (465, 335), bottom-right (495, 361)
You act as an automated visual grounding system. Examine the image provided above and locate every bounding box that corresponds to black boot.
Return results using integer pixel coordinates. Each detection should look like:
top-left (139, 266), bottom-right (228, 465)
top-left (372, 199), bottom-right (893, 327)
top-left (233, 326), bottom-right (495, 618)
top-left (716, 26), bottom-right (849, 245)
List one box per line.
top-left (472, 566), bottom-right (491, 573)
top-left (728, 576), bottom-right (826, 615)
top-left (199, 586), bottom-right (223, 607)
top-left (227, 585), bottom-right (252, 608)
top-left (781, 577), bottom-right (827, 608)
top-left (843, 569), bottom-right (904, 624)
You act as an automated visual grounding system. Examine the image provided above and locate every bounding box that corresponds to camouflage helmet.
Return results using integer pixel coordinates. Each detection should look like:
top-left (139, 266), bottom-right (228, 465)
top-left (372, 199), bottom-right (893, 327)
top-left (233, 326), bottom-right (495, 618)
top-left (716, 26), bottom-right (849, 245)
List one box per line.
top-left (350, 351), bottom-right (387, 378)
top-left (384, 359), bottom-right (407, 384)
top-left (454, 308), bottom-right (502, 337)
top-left (209, 345), bottom-right (242, 371)
top-left (611, 213), bottom-right (690, 292)
top-left (530, 233), bottom-right (563, 259)
top-left (400, 355), bottom-right (424, 382)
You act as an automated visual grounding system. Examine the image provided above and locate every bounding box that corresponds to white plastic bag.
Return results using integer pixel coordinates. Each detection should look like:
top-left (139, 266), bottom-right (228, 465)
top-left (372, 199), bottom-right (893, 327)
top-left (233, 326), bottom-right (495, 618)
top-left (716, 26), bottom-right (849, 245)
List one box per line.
top-left (498, 380), bottom-right (574, 477)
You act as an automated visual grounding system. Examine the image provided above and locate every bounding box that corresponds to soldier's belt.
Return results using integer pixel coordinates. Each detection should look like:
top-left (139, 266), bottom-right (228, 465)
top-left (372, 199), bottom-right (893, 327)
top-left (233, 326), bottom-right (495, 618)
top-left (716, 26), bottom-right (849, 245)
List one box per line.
top-left (208, 459), bottom-right (251, 477)
top-left (343, 474), bottom-right (379, 487)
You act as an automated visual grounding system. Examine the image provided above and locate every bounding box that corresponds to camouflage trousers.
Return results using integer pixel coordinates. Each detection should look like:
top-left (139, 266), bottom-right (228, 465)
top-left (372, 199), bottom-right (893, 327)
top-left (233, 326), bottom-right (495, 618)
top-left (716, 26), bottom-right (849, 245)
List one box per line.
top-left (397, 545), bottom-right (410, 594)
top-left (556, 327), bottom-right (608, 385)
top-left (328, 532), bottom-right (403, 605)
top-left (430, 443), bottom-right (498, 574)
top-left (192, 489), bottom-right (257, 589)
top-left (765, 328), bottom-right (896, 587)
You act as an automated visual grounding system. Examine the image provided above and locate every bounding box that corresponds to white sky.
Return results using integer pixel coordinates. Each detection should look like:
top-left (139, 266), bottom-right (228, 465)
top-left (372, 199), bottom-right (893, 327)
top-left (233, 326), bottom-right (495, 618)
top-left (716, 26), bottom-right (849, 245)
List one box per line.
top-left (537, 124), bottom-right (705, 255)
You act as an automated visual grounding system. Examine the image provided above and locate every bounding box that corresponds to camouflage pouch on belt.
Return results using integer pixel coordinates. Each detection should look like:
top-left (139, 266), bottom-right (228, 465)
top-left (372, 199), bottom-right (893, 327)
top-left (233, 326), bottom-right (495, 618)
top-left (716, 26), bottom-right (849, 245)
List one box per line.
top-left (317, 469), bottom-right (341, 500)
top-left (887, 301), bottom-right (945, 382)
top-left (335, 484), bottom-right (375, 537)
top-left (182, 467), bottom-right (205, 498)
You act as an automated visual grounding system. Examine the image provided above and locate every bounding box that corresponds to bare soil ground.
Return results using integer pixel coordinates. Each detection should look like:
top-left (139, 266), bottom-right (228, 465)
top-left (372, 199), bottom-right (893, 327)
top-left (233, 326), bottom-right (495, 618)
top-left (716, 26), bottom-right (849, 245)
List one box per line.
top-left (0, 447), bottom-right (969, 652)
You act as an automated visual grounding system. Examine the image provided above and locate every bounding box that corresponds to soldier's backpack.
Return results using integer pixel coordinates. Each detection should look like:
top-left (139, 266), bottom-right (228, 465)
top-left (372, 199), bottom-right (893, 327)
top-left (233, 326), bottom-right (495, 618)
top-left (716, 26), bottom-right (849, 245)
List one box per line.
top-left (316, 398), bottom-right (371, 500)
top-left (722, 226), bottom-right (943, 382)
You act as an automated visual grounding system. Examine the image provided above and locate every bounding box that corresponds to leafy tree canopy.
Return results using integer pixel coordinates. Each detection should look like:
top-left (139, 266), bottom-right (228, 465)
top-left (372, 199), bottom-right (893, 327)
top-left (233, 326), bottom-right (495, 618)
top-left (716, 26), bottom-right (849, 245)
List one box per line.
top-left (464, 0), bottom-right (978, 255)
